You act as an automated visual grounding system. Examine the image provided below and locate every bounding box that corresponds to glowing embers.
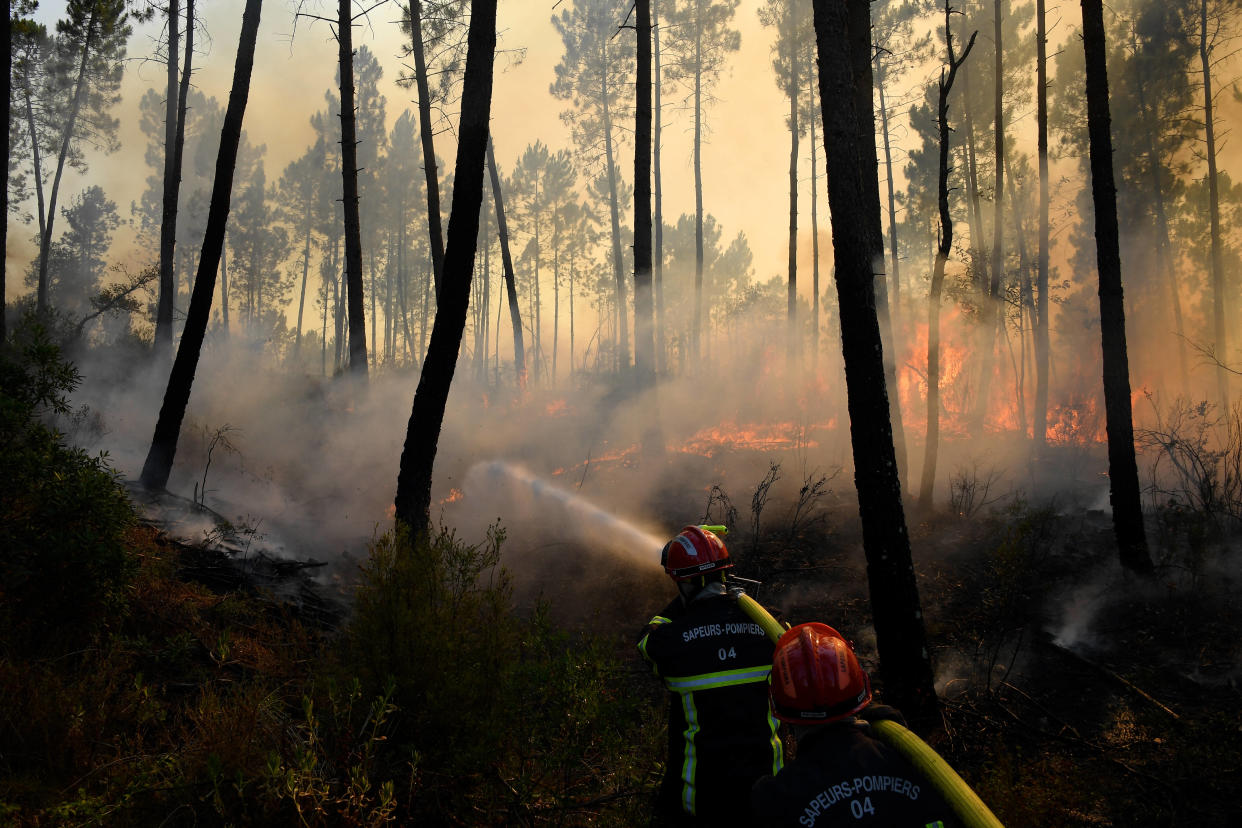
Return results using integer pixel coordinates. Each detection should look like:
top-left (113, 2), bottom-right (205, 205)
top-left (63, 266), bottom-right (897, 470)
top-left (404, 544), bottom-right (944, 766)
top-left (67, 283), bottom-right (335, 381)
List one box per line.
top-left (1046, 395), bottom-right (1107, 446)
top-left (673, 421), bottom-right (829, 456)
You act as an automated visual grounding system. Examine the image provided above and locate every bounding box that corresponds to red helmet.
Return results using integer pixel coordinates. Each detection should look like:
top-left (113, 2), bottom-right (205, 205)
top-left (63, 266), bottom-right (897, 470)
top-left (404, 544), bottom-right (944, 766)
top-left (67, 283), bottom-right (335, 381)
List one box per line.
top-left (660, 525), bottom-right (732, 581)
top-left (770, 622), bottom-right (872, 724)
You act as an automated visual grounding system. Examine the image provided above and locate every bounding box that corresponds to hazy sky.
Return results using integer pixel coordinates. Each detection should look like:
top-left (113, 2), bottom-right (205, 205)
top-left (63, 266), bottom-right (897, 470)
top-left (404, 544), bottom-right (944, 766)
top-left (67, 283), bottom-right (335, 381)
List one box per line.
top-left (10, 0), bottom-right (800, 296)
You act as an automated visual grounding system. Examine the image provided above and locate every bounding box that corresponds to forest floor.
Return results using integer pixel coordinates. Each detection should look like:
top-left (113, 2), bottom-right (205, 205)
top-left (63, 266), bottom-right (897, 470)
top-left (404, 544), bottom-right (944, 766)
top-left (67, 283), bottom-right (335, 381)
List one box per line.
top-left (483, 440), bottom-right (1242, 827)
top-left (34, 462), bottom-right (1238, 827)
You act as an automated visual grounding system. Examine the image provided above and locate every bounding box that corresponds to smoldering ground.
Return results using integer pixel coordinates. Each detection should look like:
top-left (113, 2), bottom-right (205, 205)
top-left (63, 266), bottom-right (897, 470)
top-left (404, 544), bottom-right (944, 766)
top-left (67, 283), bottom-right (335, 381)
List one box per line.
top-left (52, 302), bottom-right (1241, 663)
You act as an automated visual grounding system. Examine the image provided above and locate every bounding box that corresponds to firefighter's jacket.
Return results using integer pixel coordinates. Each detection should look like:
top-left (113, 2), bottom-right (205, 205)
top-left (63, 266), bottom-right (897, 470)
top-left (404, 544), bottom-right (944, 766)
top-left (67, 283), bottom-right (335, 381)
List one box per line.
top-left (750, 719), bottom-right (960, 828)
top-left (638, 584), bottom-right (784, 821)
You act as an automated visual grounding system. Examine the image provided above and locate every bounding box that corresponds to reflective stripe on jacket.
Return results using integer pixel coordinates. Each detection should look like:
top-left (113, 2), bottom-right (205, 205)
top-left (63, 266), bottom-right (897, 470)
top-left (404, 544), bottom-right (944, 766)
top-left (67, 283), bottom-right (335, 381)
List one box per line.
top-left (638, 589), bottom-right (783, 819)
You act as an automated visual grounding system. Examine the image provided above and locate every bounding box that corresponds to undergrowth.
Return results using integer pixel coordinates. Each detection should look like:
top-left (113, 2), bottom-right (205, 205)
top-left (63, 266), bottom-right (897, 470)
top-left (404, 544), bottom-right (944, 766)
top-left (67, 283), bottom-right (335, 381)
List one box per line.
top-left (0, 325), bottom-right (659, 825)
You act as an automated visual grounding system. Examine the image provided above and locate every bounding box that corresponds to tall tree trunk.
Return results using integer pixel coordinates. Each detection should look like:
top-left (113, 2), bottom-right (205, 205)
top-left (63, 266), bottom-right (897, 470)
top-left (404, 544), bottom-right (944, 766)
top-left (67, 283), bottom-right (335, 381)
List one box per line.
top-left (1200, 0), bottom-right (1229, 405)
top-left (692, 14), bottom-right (705, 362)
top-left (653, 0), bottom-right (665, 373)
top-left (22, 78), bottom-right (48, 289)
top-left (787, 7), bottom-right (800, 369)
top-left (155, 0), bottom-right (185, 351)
top-left (338, 0), bottom-right (368, 376)
top-left (1081, 0), bottom-right (1153, 573)
top-left (394, 0), bottom-right (497, 538)
top-left (849, 0), bottom-right (907, 487)
top-left (294, 204), bottom-right (312, 359)
top-left (973, 0), bottom-right (1005, 437)
top-left (370, 250), bottom-right (378, 365)
top-left (486, 138), bottom-right (526, 387)
top-left (37, 6), bottom-right (99, 313)
top-left (322, 257), bottom-right (330, 374)
top-left (1034, 0), bottom-right (1051, 451)
top-left (408, 0), bottom-right (446, 297)
top-left (877, 57), bottom-right (901, 316)
top-left (810, 67), bottom-right (821, 370)
top-left (960, 65), bottom-right (986, 298)
top-left (635, 0), bottom-right (655, 388)
top-left (920, 6), bottom-right (976, 510)
top-left (477, 188), bottom-right (491, 381)
top-left (602, 52), bottom-right (629, 371)
top-left (140, 0), bottom-right (262, 491)
top-left (1004, 151), bottom-right (1031, 437)
top-left (814, 0), bottom-right (939, 724)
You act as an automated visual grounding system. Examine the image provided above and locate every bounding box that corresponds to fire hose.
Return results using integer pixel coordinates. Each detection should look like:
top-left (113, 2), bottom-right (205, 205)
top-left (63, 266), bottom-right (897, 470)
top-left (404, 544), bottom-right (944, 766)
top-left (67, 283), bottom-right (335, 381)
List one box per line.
top-left (733, 590), bottom-right (1005, 828)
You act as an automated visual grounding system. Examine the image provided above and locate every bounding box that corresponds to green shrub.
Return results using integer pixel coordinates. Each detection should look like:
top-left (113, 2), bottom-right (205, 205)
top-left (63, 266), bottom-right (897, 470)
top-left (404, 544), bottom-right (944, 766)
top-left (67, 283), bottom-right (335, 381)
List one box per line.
top-left (345, 525), bottom-right (655, 823)
top-left (0, 317), bottom-right (135, 650)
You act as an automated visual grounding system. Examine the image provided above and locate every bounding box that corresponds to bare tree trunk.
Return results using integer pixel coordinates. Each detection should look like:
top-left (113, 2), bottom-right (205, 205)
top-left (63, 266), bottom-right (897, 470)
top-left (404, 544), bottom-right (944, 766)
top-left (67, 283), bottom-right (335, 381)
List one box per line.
top-left (1200, 0), bottom-right (1229, 404)
top-left (814, 0), bottom-right (939, 724)
top-left (408, 0), bottom-right (446, 297)
top-left (920, 5), bottom-right (976, 510)
top-left (877, 57), bottom-right (901, 315)
top-left (477, 187), bottom-right (490, 381)
top-left (653, 0), bottom-right (665, 373)
top-left (294, 203), bottom-right (311, 359)
top-left (1034, 0), bottom-right (1051, 452)
top-left (960, 65), bottom-right (986, 298)
top-left (395, 0), bottom-right (497, 538)
top-left (692, 17), bottom-right (704, 363)
top-left (486, 137), bottom-right (526, 388)
top-left (155, 0), bottom-right (181, 350)
top-left (338, 0), bottom-right (368, 377)
top-left (140, 0), bottom-right (263, 491)
top-left (810, 67), bottom-right (821, 370)
top-left (787, 5), bottom-right (799, 368)
top-left (849, 0), bottom-right (907, 487)
top-left (603, 55), bottom-right (629, 371)
top-left (37, 6), bottom-right (99, 313)
top-left (635, 0), bottom-right (655, 389)
top-left (975, 0), bottom-right (1006, 435)
top-left (1081, 0), bottom-right (1153, 573)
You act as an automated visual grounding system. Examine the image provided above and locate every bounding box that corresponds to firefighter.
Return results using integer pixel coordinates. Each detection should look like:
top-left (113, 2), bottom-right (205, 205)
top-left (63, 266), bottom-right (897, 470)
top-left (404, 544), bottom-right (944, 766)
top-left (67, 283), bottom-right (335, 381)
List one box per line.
top-left (638, 525), bottom-right (784, 826)
top-left (750, 623), bottom-right (960, 828)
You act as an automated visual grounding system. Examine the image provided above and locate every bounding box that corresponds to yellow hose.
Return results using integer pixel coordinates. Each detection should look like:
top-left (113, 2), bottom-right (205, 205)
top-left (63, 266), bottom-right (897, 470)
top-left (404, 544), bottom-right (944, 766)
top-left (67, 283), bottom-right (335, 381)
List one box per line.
top-left (733, 590), bottom-right (1004, 828)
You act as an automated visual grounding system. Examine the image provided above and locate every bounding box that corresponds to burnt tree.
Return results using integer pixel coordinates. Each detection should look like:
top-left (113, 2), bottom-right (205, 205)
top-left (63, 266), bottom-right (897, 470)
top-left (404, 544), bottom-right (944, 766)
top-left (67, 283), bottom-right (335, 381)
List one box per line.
top-left (920, 3), bottom-right (976, 508)
top-left (140, 0), bottom-right (262, 491)
top-left (486, 137), bottom-right (527, 388)
top-left (337, 0), bottom-right (368, 376)
top-left (847, 0), bottom-right (908, 488)
top-left (634, 0), bottom-right (655, 387)
top-left (1081, 0), bottom-right (1152, 573)
top-left (154, 0), bottom-right (193, 351)
top-left (812, 0), bottom-right (938, 722)
top-left (394, 0), bottom-right (497, 538)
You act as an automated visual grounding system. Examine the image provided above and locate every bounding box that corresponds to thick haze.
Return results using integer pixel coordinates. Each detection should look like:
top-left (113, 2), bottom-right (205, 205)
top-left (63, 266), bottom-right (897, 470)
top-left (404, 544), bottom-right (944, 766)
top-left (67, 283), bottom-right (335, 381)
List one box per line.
top-left (8, 0), bottom-right (1242, 575)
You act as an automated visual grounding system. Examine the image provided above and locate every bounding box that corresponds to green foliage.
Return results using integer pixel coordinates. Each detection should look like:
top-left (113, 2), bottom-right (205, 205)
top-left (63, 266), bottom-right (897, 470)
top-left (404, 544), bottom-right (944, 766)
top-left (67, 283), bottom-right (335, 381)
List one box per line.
top-left (0, 317), bottom-right (135, 648)
top-left (346, 524), bottom-right (654, 822)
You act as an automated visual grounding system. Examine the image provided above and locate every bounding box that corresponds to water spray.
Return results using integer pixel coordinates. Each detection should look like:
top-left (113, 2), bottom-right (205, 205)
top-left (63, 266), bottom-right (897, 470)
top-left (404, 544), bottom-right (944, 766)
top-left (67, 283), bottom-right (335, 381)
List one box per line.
top-left (463, 461), bottom-right (669, 569)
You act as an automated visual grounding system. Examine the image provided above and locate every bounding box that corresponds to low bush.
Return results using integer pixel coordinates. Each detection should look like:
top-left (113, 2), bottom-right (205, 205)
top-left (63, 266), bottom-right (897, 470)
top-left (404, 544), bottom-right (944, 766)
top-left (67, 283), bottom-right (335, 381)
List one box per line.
top-left (0, 317), bottom-right (135, 651)
top-left (345, 524), bottom-right (656, 823)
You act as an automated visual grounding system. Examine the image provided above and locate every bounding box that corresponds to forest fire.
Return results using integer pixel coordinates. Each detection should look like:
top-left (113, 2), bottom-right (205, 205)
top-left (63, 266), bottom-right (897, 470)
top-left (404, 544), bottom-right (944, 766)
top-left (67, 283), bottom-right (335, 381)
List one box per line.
top-left (673, 421), bottom-right (829, 455)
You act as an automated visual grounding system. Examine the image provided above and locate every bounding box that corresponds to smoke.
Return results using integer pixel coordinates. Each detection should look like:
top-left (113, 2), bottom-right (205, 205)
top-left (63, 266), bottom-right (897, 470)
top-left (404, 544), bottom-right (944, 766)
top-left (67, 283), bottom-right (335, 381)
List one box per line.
top-left (459, 461), bottom-right (667, 570)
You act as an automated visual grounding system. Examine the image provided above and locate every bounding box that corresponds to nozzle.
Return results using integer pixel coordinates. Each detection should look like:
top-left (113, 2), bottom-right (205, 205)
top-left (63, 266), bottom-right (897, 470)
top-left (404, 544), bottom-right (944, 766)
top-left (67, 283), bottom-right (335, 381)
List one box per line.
top-left (699, 524), bottom-right (729, 536)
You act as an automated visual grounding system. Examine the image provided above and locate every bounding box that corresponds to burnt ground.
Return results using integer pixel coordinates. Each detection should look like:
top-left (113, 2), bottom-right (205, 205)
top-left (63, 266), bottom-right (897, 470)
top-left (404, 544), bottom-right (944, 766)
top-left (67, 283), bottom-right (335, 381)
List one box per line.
top-left (128, 455), bottom-right (1242, 827)
top-left (627, 493), bottom-right (1242, 828)
top-left (493, 442), bottom-right (1242, 827)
